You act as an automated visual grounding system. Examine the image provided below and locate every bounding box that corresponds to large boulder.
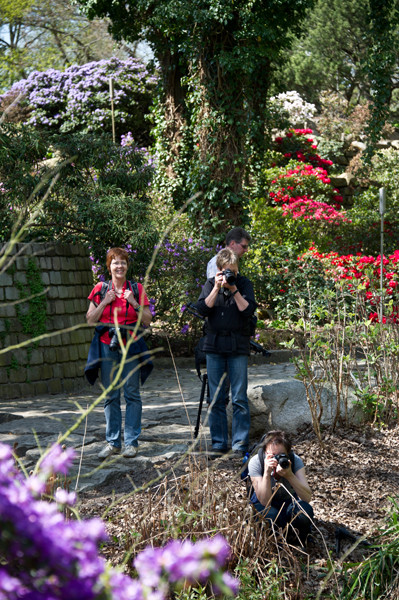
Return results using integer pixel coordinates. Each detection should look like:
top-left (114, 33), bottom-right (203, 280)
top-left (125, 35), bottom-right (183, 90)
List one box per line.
top-left (227, 366), bottom-right (363, 438)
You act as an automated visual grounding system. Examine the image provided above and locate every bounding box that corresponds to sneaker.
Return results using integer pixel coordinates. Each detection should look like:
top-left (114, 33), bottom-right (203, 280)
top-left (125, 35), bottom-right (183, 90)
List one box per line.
top-left (231, 448), bottom-right (246, 458)
top-left (98, 443), bottom-right (121, 459)
top-left (207, 449), bottom-right (228, 460)
top-left (122, 445), bottom-right (138, 458)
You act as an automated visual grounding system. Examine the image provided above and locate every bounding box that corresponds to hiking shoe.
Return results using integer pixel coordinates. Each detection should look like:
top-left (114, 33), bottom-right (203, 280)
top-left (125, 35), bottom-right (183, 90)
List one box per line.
top-left (207, 449), bottom-right (228, 460)
top-left (122, 445), bottom-right (138, 458)
top-left (98, 443), bottom-right (121, 459)
top-left (231, 449), bottom-right (246, 458)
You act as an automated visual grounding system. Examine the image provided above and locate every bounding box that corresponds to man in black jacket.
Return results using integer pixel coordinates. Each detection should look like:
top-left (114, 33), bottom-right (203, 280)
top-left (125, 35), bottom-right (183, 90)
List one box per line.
top-left (196, 248), bottom-right (257, 456)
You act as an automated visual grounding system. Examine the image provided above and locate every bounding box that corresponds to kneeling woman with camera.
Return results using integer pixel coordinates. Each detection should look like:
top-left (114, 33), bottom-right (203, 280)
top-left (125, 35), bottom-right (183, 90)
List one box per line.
top-left (248, 430), bottom-right (314, 545)
top-left (86, 247), bottom-right (152, 459)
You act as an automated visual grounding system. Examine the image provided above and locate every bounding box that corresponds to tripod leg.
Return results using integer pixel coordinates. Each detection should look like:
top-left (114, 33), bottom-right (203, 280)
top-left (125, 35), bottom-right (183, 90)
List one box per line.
top-left (194, 374), bottom-right (207, 439)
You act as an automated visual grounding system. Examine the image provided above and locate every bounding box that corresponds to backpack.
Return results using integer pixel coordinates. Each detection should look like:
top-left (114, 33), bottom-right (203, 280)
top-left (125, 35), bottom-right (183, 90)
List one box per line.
top-left (98, 280), bottom-right (140, 304)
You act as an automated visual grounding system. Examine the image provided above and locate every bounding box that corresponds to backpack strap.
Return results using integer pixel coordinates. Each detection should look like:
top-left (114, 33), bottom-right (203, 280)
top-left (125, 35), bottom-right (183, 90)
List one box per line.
top-left (126, 280), bottom-right (140, 303)
top-left (93, 281), bottom-right (111, 306)
top-left (97, 280), bottom-right (140, 305)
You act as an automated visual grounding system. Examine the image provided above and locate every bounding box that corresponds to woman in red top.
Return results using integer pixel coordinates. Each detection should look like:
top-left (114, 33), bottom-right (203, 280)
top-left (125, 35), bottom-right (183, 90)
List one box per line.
top-left (87, 247), bottom-right (152, 459)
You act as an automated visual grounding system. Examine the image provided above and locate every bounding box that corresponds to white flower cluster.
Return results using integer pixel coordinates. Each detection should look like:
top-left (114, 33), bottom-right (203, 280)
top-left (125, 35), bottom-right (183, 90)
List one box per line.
top-left (270, 91), bottom-right (317, 123)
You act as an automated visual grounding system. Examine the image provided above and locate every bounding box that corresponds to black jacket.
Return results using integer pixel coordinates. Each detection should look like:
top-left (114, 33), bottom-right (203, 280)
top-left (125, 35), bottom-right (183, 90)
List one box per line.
top-left (195, 274), bottom-right (257, 355)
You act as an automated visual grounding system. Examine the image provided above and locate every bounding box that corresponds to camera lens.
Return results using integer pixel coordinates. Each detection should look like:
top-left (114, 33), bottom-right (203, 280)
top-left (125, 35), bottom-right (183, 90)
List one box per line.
top-left (108, 328), bottom-right (119, 352)
top-left (223, 269), bottom-right (236, 285)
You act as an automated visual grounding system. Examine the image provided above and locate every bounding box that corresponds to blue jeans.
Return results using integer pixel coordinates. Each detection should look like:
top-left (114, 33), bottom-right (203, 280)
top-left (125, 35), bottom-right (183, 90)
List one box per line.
top-left (206, 353), bottom-right (250, 452)
top-left (100, 343), bottom-right (142, 448)
top-left (252, 498), bottom-right (314, 543)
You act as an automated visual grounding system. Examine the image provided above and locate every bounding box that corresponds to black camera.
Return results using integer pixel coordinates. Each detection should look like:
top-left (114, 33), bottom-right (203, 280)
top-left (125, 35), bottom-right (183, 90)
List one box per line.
top-left (274, 453), bottom-right (290, 469)
top-left (108, 327), bottom-right (127, 352)
top-left (222, 268), bottom-right (237, 285)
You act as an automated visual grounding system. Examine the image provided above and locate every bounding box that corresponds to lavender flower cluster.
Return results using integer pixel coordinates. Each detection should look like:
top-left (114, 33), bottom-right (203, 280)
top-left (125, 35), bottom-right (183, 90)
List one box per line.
top-left (0, 442), bottom-right (238, 599)
top-left (0, 57), bottom-right (157, 136)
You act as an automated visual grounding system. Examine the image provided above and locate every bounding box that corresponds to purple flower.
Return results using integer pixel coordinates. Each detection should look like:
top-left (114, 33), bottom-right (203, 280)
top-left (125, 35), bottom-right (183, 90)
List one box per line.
top-left (180, 324), bottom-right (189, 334)
top-left (54, 488), bottom-right (77, 506)
top-left (40, 444), bottom-right (75, 475)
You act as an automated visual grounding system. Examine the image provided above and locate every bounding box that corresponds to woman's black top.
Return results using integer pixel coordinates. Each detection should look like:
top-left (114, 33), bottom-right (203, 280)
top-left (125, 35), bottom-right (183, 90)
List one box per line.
top-left (195, 274), bottom-right (257, 355)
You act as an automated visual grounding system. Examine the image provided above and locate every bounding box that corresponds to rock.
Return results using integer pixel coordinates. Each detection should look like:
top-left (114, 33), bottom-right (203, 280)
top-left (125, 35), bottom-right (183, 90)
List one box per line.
top-left (0, 413), bottom-right (24, 424)
top-left (227, 376), bottom-right (364, 439)
top-left (330, 172), bottom-right (355, 188)
top-left (349, 141), bottom-right (366, 152)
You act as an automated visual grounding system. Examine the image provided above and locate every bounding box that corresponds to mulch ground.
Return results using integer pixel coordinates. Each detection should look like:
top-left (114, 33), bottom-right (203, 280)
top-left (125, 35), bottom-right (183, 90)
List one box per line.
top-left (78, 423), bottom-right (399, 596)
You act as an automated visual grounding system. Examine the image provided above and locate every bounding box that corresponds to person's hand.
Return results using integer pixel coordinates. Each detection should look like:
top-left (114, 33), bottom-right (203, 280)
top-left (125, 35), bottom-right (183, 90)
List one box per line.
top-left (264, 452), bottom-right (278, 477)
top-left (124, 289), bottom-right (139, 309)
top-left (214, 271), bottom-right (224, 290)
top-left (275, 459), bottom-right (292, 478)
top-left (103, 289), bottom-right (116, 305)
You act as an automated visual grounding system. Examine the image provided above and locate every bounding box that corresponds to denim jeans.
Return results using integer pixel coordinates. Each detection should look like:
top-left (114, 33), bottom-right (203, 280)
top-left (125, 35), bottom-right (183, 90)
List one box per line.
top-left (252, 498), bottom-right (314, 543)
top-left (206, 353), bottom-right (250, 452)
top-left (100, 342), bottom-right (141, 448)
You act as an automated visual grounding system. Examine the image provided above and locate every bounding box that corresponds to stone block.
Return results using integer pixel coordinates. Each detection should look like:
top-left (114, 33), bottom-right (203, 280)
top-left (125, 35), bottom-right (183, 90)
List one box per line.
top-left (15, 257), bottom-right (29, 270)
top-left (9, 319), bottom-right (23, 333)
top-left (18, 383), bottom-right (35, 397)
top-left (0, 305), bottom-right (16, 318)
top-left (48, 379), bottom-right (62, 394)
top-left (52, 257), bottom-right (61, 270)
top-left (29, 349), bottom-right (45, 365)
top-left (0, 351), bottom-right (12, 368)
top-left (56, 347), bottom-right (70, 362)
top-left (0, 273), bottom-right (13, 286)
top-left (34, 381), bottom-right (49, 396)
top-left (15, 273), bottom-right (27, 285)
top-left (63, 378), bottom-right (82, 393)
top-left (69, 271), bottom-right (78, 284)
top-left (41, 364), bottom-right (54, 380)
top-left (9, 368), bottom-right (27, 383)
top-left (0, 289), bottom-right (4, 301)
top-left (39, 257), bottom-right (52, 270)
top-left (82, 272), bottom-right (94, 285)
top-left (79, 344), bottom-right (90, 360)
top-left (63, 260), bottom-right (75, 271)
top-left (64, 300), bottom-right (75, 314)
top-left (0, 368), bottom-right (8, 384)
top-left (0, 383), bottom-right (21, 399)
top-left (41, 272), bottom-right (50, 285)
top-left (71, 329), bottom-right (89, 345)
top-left (49, 272), bottom-right (62, 285)
top-left (52, 364), bottom-right (64, 378)
top-left (55, 301), bottom-right (65, 315)
top-left (60, 272), bottom-right (71, 285)
top-left (5, 288), bottom-right (19, 301)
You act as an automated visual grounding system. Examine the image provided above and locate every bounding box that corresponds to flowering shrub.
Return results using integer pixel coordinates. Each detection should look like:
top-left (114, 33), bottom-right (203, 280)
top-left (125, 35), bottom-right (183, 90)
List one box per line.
top-left (302, 246), bottom-right (399, 323)
top-left (270, 91), bottom-right (317, 125)
top-left (273, 129), bottom-right (334, 170)
top-left (0, 442), bottom-right (238, 599)
top-left (258, 244), bottom-right (399, 324)
top-left (267, 163), bottom-right (347, 223)
top-left (248, 128), bottom-right (349, 273)
top-left (0, 57), bottom-right (157, 144)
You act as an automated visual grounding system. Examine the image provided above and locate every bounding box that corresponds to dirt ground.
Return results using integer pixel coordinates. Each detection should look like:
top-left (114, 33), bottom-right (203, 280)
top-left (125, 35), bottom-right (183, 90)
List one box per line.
top-left (78, 423), bottom-right (399, 596)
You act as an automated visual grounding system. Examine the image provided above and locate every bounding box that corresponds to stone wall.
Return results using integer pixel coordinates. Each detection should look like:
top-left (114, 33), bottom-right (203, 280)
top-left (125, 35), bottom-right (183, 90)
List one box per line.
top-left (321, 134), bottom-right (399, 206)
top-left (0, 243), bottom-right (94, 399)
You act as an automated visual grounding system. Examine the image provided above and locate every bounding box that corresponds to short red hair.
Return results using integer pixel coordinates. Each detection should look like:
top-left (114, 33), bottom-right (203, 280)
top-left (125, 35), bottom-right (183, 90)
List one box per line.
top-left (106, 247), bottom-right (129, 273)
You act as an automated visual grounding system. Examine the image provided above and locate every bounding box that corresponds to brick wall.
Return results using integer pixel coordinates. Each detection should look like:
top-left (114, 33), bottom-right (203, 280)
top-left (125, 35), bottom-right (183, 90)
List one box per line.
top-left (0, 243), bottom-right (94, 399)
